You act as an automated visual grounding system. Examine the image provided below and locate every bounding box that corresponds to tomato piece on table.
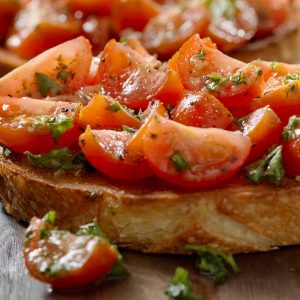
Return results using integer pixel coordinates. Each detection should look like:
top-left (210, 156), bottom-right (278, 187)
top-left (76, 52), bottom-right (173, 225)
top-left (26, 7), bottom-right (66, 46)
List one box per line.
top-left (141, 2), bottom-right (209, 59)
top-left (79, 127), bottom-right (153, 180)
top-left (126, 100), bottom-right (167, 155)
top-left (0, 96), bottom-right (81, 154)
top-left (97, 39), bottom-right (168, 109)
top-left (241, 106), bottom-right (283, 163)
top-left (247, 0), bottom-right (290, 37)
top-left (143, 115), bottom-right (251, 188)
top-left (250, 74), bottom-right (300, 124)
top-left (79, 94), bottom-right (140, 130)
top-left (112, 0), bottom-right (160, 33)
top-left (66, 0), bottom-right (113, 16)
top-left (282, 116), bottom-right (300, 176)
top-left (177, 34), bottom-right (264, 109)
top-left (24, 213), bottom-right (118, 289)
top-left (0, 36), bottom-right (92, 98)
top-left (6, 0), bottom-right (83, 59)
top-left (172, 91), bottom-right (233, 129)
top-left (206, 0), bottom-right (258, 52)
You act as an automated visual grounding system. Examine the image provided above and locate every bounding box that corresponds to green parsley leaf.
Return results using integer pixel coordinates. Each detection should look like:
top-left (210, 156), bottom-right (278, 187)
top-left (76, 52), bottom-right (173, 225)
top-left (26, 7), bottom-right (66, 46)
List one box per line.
top-left (0, 146), bottom-right (12, 157)
top-left (282, 115), bottom-right (300, 141)
top-left (170, 152), bottom-right (189, 172)
top-left (57, 70), bottom-right (69, 83)
top-left (77, 220), bottom-right (107, 239)
top-left (119, 36), bottom-right (128, 45)
top-left (205, 74), bottom-right (228, 92)
top-left (185, 245), bottom-right (240, 284)
top-left (43, 211), bottom-right (57, 225)
top-left (26, 148), bottom-right (76, 170)
top-left (122, 125), bottom-right (137, 134)
top-left (192, 50), bottom-right (206, 62)
top-left (283, 72), bottom-right (300, 84)
top-left (245, 145), bottom-right (285, 185)
top-left (165, 267), bottom-right (202, 300)
top-left (230, 72), bottom-right (247, 86)
top-left (107, 101), bottom-right (121, 112)
top-left (34, 72), bottom-right (62, 97)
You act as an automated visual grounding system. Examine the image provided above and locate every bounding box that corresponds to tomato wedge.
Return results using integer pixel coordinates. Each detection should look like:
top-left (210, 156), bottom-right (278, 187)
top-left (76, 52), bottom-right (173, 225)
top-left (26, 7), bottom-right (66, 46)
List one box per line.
top-left (141, 2), bottom-right (209, 59)
top-left (0, 96), bottom-right (81, 154)
top-left (172, 91), bottom-right (233, 129)
top-left (6, 0), bottom-right (82, 59)
top-left (79, 94), bottom-right (140, 130)
top-left (176, 35), bottom-right (264, 109)
top-left (67, 0), bottom-right (113, 16)
top-left (206, 0), bottom-right (258, 52)
top-left (79, 128), bottom-right (153, 180)
top-left (97, 39), bottom-right (168, 109)
top-left (241, 106), bottom-right (283, 162)
top-left (143, 115), bottom-right (251, 188)
top-left (0, 36), bottom-right (92, 98)
top-left (24, 213), bottom-right (118, 289)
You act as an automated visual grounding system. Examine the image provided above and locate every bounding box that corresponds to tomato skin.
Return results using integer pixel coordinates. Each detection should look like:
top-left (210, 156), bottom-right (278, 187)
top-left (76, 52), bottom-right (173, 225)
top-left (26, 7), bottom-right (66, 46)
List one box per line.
top-left (282, 136), bottom-right (300, 177)
top-left (241, 106), bottom-right (283, 163)
top-left (250, 79), bottom-right (300, 124)
top-left (176, 35), bottom-right (264, 109)
top-left (141, 3), bottom-right (209, 59)
top-left (206, 0), bottom-right (258, 52)
top-left (6, 0), bottom-right (83, 59)
top-left (24, 217), bottom-right (118, 289)
top-left (67, 0), bottom-right (113, 16)
top-left (0, 96), bottom-right (81, 154)
top-left (97, 39), bottom-right (168, 110)
top-left (79, 94), bottom-right (140, 130)
top-left (112, 0), bottom-right (160, 33)
top-left (0, 36), bottom-right (92, 98)
top-left (143, 115), bottom-right (251, 188)
top-left (80, 128), bottom-right (153, 180)
top-left (172, 92), bottom-right (233, 129)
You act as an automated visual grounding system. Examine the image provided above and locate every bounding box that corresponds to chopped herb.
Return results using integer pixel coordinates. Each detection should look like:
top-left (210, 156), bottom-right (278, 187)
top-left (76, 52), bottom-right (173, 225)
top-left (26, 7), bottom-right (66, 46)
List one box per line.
top-left (72, 151), bottom-right (95, 173)
top-left (57, 70), bottom-right (69, 83)
top-left (283, 72), bottom-right (300, 84)
top-left (0, 146), bottom-right (12, 157)
top-left (119, 36), bottom-right (128, 45)
top-left (26, 148), bottom-right (76, 170)
top-left (77, 220), bottom-right (107, 239)
top-left (185, 245), bottom-right (240, 284)
top-left (205, 74), bottom-right (228, 92)
top-left (270, 61), bottom-right (279, 71)
top-left (43, 211), bottom-right (56, 225)
top-left (206, 0), bottom-right (238, 19)
top-left (230, 72), bottom-right (247, 86)
top-left (107, 101), bottom-right (121, 112)
top-left (122, 125), bottom-right (137, 134)
top-left (245, 145), bottom-right (285, 185)
top-left (282, 115), bottom-right (300, 141)
top-left (39, 227), bottom-right (50, 239)
top-left (192, 50), bottom-right (206, 62)
top-left (165, 267), bottom-right (202, 300)
top-left (170, 152), bottom-right (189, 172)
top-left (34, 73), bottom-right (62, 97)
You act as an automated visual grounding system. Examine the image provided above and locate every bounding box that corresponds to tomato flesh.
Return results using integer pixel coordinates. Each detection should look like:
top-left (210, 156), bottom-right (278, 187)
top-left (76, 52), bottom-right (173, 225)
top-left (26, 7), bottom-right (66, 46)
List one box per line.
top-left (80, 128), bottom-right (153, 180)
top-left (97, 39), bottom-right (168, 109)
top-left (24, 217), bottom-right (118, 289)
top-left (0, 96), bottom-right (81, 154)
top-left (282, 133), bottom-right (300, 177)
top-left (172, 91), bottom-right (233, 129)
top-left (143, 115), bottom-right (251, 188)
top-left (241, 106), bottom-right (283, 162)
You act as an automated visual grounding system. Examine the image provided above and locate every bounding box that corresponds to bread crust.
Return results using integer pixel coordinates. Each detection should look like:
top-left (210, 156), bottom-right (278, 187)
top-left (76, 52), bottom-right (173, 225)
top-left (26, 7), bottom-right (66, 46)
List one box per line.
top-left (1, 154), bottom-right (300, 254)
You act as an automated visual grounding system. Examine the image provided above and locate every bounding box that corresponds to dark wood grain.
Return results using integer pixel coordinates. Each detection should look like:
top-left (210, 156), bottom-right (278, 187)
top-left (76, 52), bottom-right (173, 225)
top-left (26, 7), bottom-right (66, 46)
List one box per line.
top-left (1, 205), bottom-right (300, 300)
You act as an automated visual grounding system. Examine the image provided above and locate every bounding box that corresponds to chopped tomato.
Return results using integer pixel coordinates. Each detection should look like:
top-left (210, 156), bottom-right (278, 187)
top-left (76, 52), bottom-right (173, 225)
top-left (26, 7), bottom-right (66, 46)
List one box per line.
top-left (97, 39), bottom-right (168, 109)
top-left (241, 106), bottom-right (283, 162)
top-left (206, 0), bottom-right (258, 52)
top-left (141, 2), bottom-right (209, 59)
top-left (0, 96), bottom-right (81, 154)
top-left (250, 77), bottom-right (300, 124)
top-left (126, 100), bottom-right (167, 155)
top-left (176, 35), bottom-right (264, 110)
top-left (143, 115), bottom-right (251, 188)
top-left (66, 0), bottom-right (113, 16)
top-left (126, 37), bottom-right (156, 64)
top-left (24, 214), bottom-right (118, 289)
top-left (79, 127), bottom-right (153, 180)
top-left (6, 0), bottom-right (83, 59)
top-left (282, 116), bottom-right (300, 176)
top-left (0, 36), bottom-right (92, 98)
top-left (79, 94), bottom-right (140, 130)
top-left (247, 0), bottom-right (290, 37)
top-left (112, 0), bottom-right (160, 33)
top-left (172, 92), bottom-right (233, 129)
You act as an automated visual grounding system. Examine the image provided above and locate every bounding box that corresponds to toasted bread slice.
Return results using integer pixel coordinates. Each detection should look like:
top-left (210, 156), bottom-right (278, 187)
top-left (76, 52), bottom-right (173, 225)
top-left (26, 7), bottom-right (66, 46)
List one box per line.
top-left (1, 154), bottom-right (300, 254)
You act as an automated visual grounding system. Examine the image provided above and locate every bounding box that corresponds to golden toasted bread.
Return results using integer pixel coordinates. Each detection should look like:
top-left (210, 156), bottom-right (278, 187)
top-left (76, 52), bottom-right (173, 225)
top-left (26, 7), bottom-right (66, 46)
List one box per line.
top-left (1, 154), bottom-right (300, 254)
